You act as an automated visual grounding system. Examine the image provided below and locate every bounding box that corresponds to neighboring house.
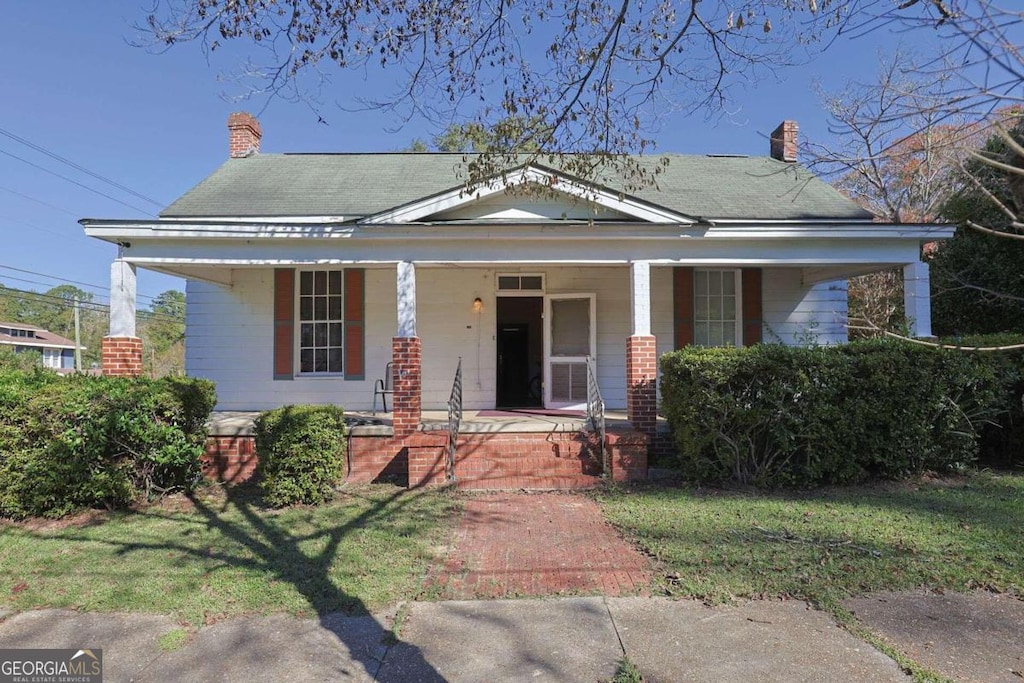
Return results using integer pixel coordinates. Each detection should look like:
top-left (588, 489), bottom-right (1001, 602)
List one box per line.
top-left (0, 321), bottom-right (78, 372)
top-left (80, 114), bottom-right (951, 487)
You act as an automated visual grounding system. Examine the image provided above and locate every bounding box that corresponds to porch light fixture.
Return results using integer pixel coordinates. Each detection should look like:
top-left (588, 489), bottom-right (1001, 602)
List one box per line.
top-left (472, 297), bottom-right (484, 313)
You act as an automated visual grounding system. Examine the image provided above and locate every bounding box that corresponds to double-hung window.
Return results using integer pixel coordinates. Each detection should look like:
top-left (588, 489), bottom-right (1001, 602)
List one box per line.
top-left (42, 348), bottom-right (61, 369)
top-left (298, 270), bottom-right (344, 374)
top-left (694, 269), bottom-right (741, 346)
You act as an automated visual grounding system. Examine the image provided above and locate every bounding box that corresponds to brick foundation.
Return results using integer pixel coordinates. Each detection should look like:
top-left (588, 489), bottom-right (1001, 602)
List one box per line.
top-left (626, 335), bottom-right (657, 441)
top-left (202, 435), bottom-right (258, 484)
top-left (651, 430), bottom-right (677, 466)
top-left (101, 336), bottom-right (143, 377)
top-left (346, 435), bottom-right (409, 484)
top-left (407, 432), bottom-right (450, 488)
top-left (202, 425), bottom-right (647, 490)
top-left (392, 337), bottom-right (422, 438)
top-left (606, 431), bottom-right (649, 482)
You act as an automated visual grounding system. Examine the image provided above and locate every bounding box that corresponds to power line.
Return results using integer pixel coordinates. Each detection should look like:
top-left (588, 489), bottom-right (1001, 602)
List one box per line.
top-left (0, 148), bottom-right (155, 216)
top-left (0, 289), bottom-right (185, 325)
top-left (0, 127), bottom-right (164, 207)
top-left (0, 184), bottom-right (80, 217)
top-left (0, 212), bottom-right (94, 243)
top-left (0, 264), bottom-right (163, 302)
top-left (0, 274), bottom-right (106, 298)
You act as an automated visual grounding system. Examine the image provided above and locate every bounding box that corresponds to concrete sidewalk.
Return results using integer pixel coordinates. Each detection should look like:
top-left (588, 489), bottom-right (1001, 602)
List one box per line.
top-left (0, 597), bottom-right (910, 683)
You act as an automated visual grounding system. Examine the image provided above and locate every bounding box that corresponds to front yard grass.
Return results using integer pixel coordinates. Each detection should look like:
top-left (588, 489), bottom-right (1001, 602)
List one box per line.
top-left (1, 484), bottom-right (460, 626)
top-left (596, 471), bottom-right (1024, 608)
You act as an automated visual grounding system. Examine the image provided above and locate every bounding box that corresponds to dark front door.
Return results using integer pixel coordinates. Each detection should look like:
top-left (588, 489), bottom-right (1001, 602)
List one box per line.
top-left (496, 297), bottom-right (543, 407)
top-left (497, 324), bottom-right (530, 406)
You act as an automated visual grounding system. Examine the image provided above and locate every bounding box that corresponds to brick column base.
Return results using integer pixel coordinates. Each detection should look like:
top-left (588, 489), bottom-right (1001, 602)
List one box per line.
top-left (392, 337), bottom-right (422, 438)
top-left (406, 432), bottom-right (450, 487)
top-left (102, 336), bottom-right (143, 377)
top-left (607, 431), bottom-right (649, 482)
top-left (626, 335), bottom-right (657, 440)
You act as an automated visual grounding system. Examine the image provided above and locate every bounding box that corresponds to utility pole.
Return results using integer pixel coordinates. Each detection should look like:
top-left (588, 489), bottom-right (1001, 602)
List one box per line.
top-left (73, 298), bottom-right (82, 372)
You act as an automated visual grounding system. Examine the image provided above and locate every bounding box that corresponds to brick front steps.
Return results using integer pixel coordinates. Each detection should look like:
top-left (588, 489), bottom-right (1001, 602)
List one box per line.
top-left (204, 412), bottom-right (648, 489)
top-left (456, 474), bottom-right (602, 491)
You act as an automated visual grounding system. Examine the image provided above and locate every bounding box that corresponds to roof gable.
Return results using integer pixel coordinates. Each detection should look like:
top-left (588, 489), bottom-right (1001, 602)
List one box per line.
top-left (361, 166), bottom-right (695, 225)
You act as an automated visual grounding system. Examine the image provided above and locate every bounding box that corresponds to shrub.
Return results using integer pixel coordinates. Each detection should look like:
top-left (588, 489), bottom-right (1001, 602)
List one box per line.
top-left (253, 405), bottom-right (347, 507)
top-left (660, 340), bottom-right (1017, 487)
top-left (939, 333), bottom-right (1024, 469)
top-left (0, 371), bottom-right (216, 519)
top-left (0, 346), bottom-right (43, 373)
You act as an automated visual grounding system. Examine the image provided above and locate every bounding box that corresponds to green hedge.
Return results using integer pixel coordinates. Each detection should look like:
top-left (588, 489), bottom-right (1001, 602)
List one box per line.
top-left (660, 340), bottom-right (1019, 487)
top-left (253, 405), bottom-right (347, 507)
top-left (0, 370), bottom-right (216, 519)
top-left (939, 334), bottom-right (1024, 469)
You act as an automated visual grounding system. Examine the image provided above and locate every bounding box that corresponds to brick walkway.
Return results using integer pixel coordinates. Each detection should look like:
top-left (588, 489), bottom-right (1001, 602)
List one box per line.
top-left (426, 492), bottom-right (652, 599)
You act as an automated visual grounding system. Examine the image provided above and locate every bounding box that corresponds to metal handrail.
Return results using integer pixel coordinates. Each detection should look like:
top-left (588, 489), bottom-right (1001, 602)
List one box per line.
top-left (446, 357), bottom-right (463, 482)
top-left (585, 358), bottom-right (607, 475)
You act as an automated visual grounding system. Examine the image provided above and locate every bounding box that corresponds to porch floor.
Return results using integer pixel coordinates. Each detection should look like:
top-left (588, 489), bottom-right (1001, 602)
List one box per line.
top-left (208, 409), bottom-right (665, 437)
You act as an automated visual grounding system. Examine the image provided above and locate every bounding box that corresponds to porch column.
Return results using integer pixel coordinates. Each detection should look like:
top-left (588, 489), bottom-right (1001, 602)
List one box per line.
top-left (903, 260), bottom-right (933, 338)
top-left (102, 259), bottom-right (143, 377)
top-left (627, 261), bottom-right (657, 440)
top-left (393, 261), bottom-right (421, 438)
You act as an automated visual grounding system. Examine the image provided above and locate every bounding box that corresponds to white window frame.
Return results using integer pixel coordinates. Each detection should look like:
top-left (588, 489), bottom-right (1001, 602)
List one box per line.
top-left (495, 272), bottom-right (546, 296)
top-left (42, 348), bottom-right (62, 369)
top-left (693, 268), bottom-right (743, 347)
top-left (294, 268), bottom-right (346, 377)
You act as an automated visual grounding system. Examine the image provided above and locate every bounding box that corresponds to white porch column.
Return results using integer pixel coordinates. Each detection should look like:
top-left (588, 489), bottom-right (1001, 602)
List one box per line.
top-left (103, 259), bottom-right (142, 376)
top-left (397, 261), bottom-right (417, 337)
top-left (904, 260), bottom-right (933, 338)
top-left (109, 259), bottom-right (137, 337)
top-left (393, 261), bottom-right (420, 438)
top-left (630, 261), bottom-right (652, 336)
top-left (627, 260), bottom-right (656, 451)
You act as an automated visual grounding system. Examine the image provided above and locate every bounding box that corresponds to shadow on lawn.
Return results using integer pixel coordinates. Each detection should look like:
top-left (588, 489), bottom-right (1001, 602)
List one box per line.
top-left (188, 484), bottom-right (448, 680)
top-left (74, 484), bottom-right (448, 681)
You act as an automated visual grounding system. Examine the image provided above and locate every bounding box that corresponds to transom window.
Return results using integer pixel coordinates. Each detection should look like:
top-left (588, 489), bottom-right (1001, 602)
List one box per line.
top-left (298, 270), bottom-right (344, 374)
top-left (496, 274), bottom-right (544, 292)
top-left (694, 269), bottom-right (740, 346)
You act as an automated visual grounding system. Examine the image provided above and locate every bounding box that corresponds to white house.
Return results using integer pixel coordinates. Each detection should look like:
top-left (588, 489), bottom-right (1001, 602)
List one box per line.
top-left (0, 321), bottom-right (79, 372)
top-left (81, 114), bottom-right (950, 488)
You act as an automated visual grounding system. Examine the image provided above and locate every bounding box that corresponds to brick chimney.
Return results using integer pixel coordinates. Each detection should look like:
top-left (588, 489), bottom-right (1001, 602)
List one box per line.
top-left (228, 112), bottom-right (261, 158)
top-left (770, 120), bottom-right (798, 162)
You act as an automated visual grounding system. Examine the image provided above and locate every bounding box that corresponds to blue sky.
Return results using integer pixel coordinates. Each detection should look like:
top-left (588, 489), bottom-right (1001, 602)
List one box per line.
top-left (0, 2), bottom-right (937, 310)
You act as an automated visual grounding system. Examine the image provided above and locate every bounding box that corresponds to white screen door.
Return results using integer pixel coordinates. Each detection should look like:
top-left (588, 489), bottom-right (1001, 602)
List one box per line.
top-left (544, 294), bottom-right (596, 409)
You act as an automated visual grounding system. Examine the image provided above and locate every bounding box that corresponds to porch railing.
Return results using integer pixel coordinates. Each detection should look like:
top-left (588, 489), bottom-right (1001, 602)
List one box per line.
top-left (446, 357), bottom-right (463, 482)
top-left (585, 358), bottom-right (607, 475)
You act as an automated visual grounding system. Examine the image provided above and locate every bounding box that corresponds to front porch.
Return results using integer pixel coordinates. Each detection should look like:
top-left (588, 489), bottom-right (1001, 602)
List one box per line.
top-left (203, 409), bottom-right (659, 489)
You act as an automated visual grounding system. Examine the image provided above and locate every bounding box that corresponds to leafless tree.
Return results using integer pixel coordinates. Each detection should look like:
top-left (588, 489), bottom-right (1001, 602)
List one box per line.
top-left (137, 1), bottom-right (873, 187)
top-left (804, 52), bottom-right (984, 336)
top-left (140, 2), bottom-right (1020, 190)
top-left (800, 1), bottom-right (1024, 340)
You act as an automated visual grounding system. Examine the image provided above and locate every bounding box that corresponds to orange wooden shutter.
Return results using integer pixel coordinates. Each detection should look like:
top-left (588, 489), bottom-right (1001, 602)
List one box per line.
top-left (742, 268), bottom-right (763, 346)
top-left (273, 268), bottom-right (294, 380)
top-left (344, 269), bottom-right (365, 380)
top-left (674, 267), bottom-right (694, 349)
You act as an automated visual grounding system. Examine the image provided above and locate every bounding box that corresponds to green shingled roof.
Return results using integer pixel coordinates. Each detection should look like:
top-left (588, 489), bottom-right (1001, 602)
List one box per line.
top-left (160, 153), bottom-right (872, 221)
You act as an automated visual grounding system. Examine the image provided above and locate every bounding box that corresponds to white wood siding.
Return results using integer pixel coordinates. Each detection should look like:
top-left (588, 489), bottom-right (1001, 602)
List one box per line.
top-left (186, 265), bottom-right (847, 411)
top-left (186, 268), bottom-right (395, 411)
top-left (761, 269), bottom-right (848, 345)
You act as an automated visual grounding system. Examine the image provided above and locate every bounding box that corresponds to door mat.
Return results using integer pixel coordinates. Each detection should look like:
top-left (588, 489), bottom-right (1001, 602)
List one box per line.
top-left (476, 409), bottom-right (586, 418)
